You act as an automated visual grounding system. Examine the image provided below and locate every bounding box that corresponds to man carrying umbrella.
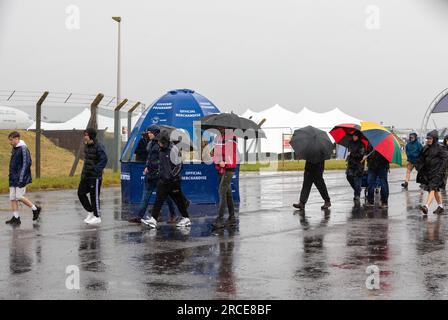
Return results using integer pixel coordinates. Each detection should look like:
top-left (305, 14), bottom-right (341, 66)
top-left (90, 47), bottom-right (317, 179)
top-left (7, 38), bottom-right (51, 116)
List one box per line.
top-left (290, 126), bottom-right (333, 211)
top-left (200, 112), bottom-right (264, 228)
top-left (363, 147), bottom-right (390, 209)
top-left (211, 127), bottom-right (238, 229)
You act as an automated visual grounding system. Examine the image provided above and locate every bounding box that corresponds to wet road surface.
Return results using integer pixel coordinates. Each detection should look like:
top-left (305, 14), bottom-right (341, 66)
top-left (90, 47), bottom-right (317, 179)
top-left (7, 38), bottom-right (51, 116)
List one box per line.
top-left (1, 168), bottom-right (448, 299)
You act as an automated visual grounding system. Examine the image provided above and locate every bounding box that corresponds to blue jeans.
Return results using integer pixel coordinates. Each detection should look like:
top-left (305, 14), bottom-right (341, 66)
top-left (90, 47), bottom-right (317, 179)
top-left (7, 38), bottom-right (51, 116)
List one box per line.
top-left (367, 168), bottom-right (389, 204)
top-left (347, 175), bottom-right (362, 197)
top-left (136, 178), bottom-right (175, 219)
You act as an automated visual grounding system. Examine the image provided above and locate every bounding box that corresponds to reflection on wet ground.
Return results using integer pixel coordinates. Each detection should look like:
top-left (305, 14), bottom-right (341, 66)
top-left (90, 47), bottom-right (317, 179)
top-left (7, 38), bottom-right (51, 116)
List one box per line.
top-left (1, 168), bottom-right (448, 299)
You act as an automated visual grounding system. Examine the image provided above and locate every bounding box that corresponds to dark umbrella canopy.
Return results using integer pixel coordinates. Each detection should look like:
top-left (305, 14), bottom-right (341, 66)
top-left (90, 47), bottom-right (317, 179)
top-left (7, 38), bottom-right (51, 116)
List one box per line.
top-left (289, 126), bottom-right (334, 164)
top-left (200, 112), bottom-right (266, 138)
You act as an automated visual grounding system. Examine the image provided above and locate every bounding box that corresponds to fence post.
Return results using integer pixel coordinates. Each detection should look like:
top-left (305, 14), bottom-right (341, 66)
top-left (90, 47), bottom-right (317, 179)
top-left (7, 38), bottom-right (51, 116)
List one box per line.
top-left (127, 101), bottom-right (141, 139)
top-left (113, 98), bottom-right (128, 172)
top-left (69, 93), bottom-right (104, 177)
top-left (35, 91), bottom-right (49, 178)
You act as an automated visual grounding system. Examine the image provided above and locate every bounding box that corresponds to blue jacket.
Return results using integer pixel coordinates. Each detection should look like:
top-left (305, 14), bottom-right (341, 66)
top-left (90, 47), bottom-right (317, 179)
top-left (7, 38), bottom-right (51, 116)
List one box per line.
top-left (9, 140), bottom-right (32, 188)
top-left (406, 140), bottom-right (423, 164)
top-left (145, 139), bottom-right (161, 180)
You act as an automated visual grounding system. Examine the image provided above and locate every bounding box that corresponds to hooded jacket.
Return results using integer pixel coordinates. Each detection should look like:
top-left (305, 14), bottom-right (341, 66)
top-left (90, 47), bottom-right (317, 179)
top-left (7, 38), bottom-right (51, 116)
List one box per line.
top-left (81, 139), bottom-right (108, 179)
top-left (416, 130), bottom-right (448, 189)
top-left (9, 140), bottom-right (32, 188)
top-left (405, 133), bottom-right (423, 164)
top-left (158, 142), bottom-right (182, 183)
top-left (212, 133), bottom-right (238, 174)
top-left (346, 139), bottom-right (366, 177)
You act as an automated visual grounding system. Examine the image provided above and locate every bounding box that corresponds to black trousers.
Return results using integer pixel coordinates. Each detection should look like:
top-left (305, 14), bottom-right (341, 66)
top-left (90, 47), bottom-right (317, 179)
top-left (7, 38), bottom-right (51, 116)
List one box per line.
top-left (151, 179), bottom-right (189, 220)
top-left (78, 177), bottom-right (102, 217)
top-left (217, 170), bottom-right (235, 218)
top-left (299, 168), bottom-right (330, 204)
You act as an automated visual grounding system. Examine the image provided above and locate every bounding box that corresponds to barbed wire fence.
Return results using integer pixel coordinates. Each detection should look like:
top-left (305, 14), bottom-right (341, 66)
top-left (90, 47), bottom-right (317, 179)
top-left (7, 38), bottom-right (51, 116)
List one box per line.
top-left (0, 90), bottom-right (147, 177)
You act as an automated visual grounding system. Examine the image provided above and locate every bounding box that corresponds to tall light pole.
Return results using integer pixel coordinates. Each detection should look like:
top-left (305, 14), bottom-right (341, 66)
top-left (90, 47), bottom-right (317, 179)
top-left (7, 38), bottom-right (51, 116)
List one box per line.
top-left (112, 16), bottom-right (121, 172)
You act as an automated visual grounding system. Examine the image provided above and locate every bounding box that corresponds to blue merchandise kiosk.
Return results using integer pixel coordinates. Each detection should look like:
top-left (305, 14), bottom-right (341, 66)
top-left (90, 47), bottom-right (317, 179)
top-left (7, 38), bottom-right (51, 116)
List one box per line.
top-left (121, 89), bottom-right (240, 218)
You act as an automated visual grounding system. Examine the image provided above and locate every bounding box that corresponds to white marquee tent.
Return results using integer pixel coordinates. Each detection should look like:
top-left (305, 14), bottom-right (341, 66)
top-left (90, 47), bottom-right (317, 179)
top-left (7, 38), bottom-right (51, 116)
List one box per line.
top-left (240, 104), bottom-right (362, 154)
top-left (28, 108), bottom-right (141, 133)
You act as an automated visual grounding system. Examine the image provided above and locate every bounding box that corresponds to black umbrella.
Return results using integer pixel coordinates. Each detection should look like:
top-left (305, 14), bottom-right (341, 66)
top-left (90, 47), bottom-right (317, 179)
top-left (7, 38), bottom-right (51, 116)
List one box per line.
top-left (289, 126), bottom-right (334, 164)
top-left (200, 112), bottom-right (266, 138)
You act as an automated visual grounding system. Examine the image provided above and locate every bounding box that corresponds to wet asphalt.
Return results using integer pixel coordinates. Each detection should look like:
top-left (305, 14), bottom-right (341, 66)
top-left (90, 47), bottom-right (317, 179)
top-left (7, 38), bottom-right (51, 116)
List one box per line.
top-left (1, 168), bottom-right (448, 300)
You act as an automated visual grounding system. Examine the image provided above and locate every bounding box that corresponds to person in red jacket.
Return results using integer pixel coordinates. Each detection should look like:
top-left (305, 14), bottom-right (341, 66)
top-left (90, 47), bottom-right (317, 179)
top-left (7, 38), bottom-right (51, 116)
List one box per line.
top-left (212, 127), bottom-right (238, 229)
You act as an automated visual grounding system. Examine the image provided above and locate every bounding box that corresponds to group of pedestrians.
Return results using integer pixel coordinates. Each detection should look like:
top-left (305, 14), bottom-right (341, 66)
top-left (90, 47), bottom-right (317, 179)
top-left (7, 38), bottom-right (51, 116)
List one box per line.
top-left (7, 126), bottom-right (448, 228)
top-left (127, 125), bottom-right (237, 230)
top-left (4, 126), bottom-right (238, 229)
top-left (293, 130), bottom-right (448, 215)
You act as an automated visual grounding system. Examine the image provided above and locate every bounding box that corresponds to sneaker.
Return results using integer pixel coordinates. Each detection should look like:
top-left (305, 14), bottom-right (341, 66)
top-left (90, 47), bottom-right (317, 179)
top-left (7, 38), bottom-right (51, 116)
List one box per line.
top-left (433, 207), bottom-right (445, 215)
top-left (86, 216), bottom-right (101, 225)
top-left (420, 205), bottom-right (429, 215)
top-left (176, 217), bottom-right (191, 228)
top-left (141, 216), bottom-right (157, 228)
top-left (293, 202), bottom-right (305, 210)
top-left (32, 206), bottom-right (42, 221)
top-left (5, 216), bottom-right (21, 226)
top-left (381, 202), bottom-right (389, 209)
top-left (321, 201), bottom-right (331, 210)
top-left (401, 181), bottom-right (408, 189)
top-left (212, 217), bottom-right (225, 229)
top-left (226, 215), bottom-right (238, 227)
top-left (84, 212), bottom-right (94, 223)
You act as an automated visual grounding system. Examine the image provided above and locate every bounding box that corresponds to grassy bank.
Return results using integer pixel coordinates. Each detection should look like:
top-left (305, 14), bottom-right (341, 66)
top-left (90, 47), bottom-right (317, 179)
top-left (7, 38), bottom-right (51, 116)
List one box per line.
top-left (0, 171), bottom-right (121, 194)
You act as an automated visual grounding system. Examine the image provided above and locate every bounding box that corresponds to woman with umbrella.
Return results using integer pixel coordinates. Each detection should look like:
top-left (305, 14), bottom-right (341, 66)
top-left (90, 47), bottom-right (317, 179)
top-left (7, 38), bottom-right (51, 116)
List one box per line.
top-left (289, 126), bottom-right (333, 211)
top-left (416, 130), bottom-right (448, 215)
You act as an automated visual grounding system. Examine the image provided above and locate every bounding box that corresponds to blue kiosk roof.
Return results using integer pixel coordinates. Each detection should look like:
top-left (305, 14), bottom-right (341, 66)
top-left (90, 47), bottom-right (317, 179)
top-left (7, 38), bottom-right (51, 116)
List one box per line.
top-left (122, 89), bottom-right (220, 160)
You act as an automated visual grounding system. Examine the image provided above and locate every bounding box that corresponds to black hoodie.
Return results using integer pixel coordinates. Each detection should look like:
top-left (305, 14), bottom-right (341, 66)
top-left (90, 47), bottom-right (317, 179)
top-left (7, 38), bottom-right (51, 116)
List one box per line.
top-left (416, 130), bottom-right (448, 188)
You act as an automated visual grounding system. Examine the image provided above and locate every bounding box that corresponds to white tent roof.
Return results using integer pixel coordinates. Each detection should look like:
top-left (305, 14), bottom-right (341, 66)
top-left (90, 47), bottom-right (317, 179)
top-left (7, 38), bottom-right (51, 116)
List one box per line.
top-left (239, 105), bottom-right (362, 154)
top-left (28, 108), bottom-right (141, 133)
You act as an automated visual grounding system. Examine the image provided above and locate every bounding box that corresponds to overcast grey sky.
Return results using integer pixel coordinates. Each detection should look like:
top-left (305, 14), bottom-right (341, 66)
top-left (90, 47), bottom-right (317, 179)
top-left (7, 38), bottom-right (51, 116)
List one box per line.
top-left (1, 0), bottom-right (448, 128)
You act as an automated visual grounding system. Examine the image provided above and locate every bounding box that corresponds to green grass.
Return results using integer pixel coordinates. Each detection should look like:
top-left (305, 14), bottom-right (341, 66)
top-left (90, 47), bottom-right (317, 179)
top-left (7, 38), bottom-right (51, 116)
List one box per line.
top-left (240, 159), bottom-right (405, 172)
top-left (0, 171), bottom-right (120, 194)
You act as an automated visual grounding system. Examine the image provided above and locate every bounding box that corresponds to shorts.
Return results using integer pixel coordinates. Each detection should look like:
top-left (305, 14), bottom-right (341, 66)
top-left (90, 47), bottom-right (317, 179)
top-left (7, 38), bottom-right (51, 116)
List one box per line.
top-left (9, 187), bottom-right (26, 201)
top-left (407, 162), bottom-right (416, 171)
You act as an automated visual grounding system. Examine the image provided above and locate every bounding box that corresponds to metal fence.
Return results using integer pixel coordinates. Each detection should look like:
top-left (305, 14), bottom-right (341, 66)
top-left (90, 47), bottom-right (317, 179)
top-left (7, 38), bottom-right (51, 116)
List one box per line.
top-left (0, 90), bottom-right (147, 177)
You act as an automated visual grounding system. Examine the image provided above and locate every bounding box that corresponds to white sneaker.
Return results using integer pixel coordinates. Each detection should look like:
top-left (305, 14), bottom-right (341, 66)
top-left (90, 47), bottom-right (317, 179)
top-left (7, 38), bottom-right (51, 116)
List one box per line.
top-left (176, 217), bottom-right (191, 228)
top-left (141, 216), bottom-right (157, 228)
top-left (84, 213), bottom-right (94, 223)
top-left (86, 216), bottom-right (101, 225)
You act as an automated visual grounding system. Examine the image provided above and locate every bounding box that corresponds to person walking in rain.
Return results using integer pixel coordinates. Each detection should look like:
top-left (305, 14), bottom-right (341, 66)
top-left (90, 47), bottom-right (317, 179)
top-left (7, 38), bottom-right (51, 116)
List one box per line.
top-left (401, 132), bottom-right (423, 189)
top-left (142, 132), bottom-right (191, 229)
top-left (442, 134), bottom-right (448, 190)
top-left (211, 127), bottom-right (238, 229)
top-left (293, 160), bottom-right (331, 211)
top-left (77, 128), bottom-right (108, 225)
top-left (363, 147), bottom-right (390, 209)
top-left (346, 132), bottom-right (366, 202)
top-left (135, 125), bottom-right (178, 225)
top-left (5, 131), bottom-right (41, 226)
top-left (416, 130), bottom-right (448, 215)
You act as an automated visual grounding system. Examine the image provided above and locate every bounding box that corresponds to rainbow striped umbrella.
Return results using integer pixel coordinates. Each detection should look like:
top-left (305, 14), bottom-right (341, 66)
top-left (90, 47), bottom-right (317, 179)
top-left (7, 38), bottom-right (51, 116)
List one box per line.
top-left (330, 122), bottom-right (402, 166)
